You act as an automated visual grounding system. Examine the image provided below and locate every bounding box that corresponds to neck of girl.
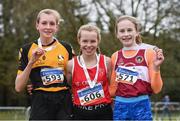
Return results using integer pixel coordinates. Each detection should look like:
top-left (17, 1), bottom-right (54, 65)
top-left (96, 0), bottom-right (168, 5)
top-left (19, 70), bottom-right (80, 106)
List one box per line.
top-left (123, 43), bottom-right (139, 50)
top-left (40, 37), bottom-right (54, 46)
top-left (81, 54), bottom-right (98, 68)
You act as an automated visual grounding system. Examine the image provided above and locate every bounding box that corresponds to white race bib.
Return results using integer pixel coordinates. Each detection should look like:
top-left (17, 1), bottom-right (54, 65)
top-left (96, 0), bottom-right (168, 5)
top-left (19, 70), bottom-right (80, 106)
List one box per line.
top-left (40, 68), bottom-right (64, 85)
top-left (77, 83), bottom-right (105, 106)
top-left (115, 66), bottom-right (138, 85)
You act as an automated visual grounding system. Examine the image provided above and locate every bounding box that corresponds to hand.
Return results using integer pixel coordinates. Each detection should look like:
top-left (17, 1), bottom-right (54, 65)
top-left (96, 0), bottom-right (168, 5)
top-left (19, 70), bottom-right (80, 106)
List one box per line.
top-left (29, 48), bottom-right (45, 65)
top-left (27, 84), bottom-right (33, 95)
top-left (153, 48), bottom-right (164, 71)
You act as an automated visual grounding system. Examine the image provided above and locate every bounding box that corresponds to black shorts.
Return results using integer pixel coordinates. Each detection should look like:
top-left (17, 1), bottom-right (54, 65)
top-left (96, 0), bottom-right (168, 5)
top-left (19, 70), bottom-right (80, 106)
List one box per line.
top-left (29, 89), bottom-right (73, 120)
top-left (73, 103), bottom-right (113, 120)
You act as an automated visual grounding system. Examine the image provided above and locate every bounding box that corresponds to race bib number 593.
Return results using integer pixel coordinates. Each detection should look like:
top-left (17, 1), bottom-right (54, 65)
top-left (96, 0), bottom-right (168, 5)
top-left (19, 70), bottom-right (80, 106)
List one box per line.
top-left (40, 68), bottom-right (64, 85)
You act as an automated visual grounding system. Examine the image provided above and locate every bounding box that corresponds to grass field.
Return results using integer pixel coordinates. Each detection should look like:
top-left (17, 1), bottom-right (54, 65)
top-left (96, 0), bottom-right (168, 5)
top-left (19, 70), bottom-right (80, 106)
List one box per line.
top-left (0, 110), bottom-right (27, 120)
top-left (153, 110), bottom-right (180, 121)
top-left (0, 108), bottom-right (180, 120)
top-left (0, 112), bottom-right (180, 120)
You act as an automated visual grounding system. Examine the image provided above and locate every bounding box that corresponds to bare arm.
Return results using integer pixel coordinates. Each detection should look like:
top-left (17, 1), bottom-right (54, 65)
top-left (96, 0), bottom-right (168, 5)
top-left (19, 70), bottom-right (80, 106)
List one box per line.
top-left (66, 59), bottom-right (73, 86)
top-left (15, 48), bottom-right (45, 92)
top-left (105, 56), bottom-right (111, 84)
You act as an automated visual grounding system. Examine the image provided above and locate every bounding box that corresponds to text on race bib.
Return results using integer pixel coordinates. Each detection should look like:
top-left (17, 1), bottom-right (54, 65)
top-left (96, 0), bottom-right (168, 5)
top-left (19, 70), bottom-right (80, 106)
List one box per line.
top-left (40, 68), bottom-right (64, 85)
top-left (77, 83), bottom-right (105, 106)
top-left (115, 66), bottom-right (138, 85)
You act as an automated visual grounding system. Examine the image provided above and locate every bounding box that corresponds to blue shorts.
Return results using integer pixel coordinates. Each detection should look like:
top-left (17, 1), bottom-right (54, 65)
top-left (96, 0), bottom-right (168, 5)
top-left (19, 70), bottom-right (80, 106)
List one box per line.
top-left (113, 95), bottom-right (152, 121)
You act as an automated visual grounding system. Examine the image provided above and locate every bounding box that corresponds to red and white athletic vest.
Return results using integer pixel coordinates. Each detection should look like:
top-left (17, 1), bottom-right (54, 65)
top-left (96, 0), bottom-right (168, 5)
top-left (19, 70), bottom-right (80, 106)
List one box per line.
top-left (115, 49), bottom-right (153, 97)
top-left (72, 54), bottom-right (111, 106)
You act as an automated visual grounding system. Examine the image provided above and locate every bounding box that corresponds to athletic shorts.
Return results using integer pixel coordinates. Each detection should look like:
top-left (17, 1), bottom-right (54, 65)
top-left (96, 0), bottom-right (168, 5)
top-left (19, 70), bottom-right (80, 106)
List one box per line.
top-left (29, 89), bottom-right (73, 120)
top-left (73, 103), bottom-right (113, 120)
top-left (113, 95), bottom-right (152, 121)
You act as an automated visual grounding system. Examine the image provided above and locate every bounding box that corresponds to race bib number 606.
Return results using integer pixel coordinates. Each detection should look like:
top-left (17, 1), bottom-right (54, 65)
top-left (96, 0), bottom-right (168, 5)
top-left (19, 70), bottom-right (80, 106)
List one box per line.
top-left (77, 83), bottom-right (105, 105)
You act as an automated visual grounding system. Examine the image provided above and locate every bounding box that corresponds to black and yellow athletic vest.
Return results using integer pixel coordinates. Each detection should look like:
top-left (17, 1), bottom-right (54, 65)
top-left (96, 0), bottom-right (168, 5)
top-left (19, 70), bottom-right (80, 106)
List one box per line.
top-left (17, 39), bottom-right (74, 92)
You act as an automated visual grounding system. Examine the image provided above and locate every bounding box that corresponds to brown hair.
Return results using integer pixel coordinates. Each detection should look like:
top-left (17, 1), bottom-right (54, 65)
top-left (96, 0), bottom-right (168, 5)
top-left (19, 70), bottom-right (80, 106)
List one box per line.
top-left (115, 15), bottom-right (142, 44)
top-left (36, 9), bottom-right (63, 25)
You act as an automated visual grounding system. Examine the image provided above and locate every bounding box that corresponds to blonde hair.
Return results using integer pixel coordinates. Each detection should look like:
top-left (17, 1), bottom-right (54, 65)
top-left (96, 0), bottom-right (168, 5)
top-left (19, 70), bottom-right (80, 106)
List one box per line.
top-left (77, 24), bottom-right (101, 43)
top-left (115, 15), bottom-right (142, 44)
top-left (77, 24), bottom-right (101, 54)
top-left (36, 9), bottom-right (63, 25)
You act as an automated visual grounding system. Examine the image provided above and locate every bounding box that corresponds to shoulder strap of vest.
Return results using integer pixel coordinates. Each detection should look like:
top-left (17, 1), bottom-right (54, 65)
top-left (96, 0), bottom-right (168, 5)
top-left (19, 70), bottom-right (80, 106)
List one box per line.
top-left (59, 40), bottom-right (74, 60)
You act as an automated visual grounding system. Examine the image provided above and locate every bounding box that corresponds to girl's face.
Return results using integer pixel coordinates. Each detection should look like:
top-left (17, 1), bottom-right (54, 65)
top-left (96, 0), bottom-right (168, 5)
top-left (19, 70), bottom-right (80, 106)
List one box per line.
top-left (79, 30), bottom-right (99, 56)
top-left (36, 13), bottom-right (58, 40)
top-left (116, 19), bottom-right (138, 47)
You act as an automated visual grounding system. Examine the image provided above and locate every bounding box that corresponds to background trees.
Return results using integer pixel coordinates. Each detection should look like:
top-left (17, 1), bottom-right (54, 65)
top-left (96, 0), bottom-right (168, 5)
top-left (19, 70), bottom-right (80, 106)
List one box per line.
top-left (0, 0), bottom-right (179, 105)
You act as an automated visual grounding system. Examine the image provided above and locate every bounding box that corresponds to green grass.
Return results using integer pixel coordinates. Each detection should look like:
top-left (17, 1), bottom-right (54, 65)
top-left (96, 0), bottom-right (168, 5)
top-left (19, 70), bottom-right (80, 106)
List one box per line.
top-left (0, 110), bottom-right (27, 120)
top-left (153, 111), bottom-right (180, 121)
top-left (0, 110), bottom-right (180, 120)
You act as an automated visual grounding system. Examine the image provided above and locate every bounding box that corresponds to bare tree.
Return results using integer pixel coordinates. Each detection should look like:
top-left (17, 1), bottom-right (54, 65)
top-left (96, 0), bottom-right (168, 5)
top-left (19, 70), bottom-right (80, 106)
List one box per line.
top-left (87, 0), bottom-right (179, 40)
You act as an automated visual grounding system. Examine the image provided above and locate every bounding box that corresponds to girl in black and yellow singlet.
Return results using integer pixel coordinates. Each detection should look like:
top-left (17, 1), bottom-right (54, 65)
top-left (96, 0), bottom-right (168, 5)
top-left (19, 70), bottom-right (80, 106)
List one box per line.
top-left (66, 24), bottom-right (113, 120)
top-left (15, 9), bottom-right (74, 120)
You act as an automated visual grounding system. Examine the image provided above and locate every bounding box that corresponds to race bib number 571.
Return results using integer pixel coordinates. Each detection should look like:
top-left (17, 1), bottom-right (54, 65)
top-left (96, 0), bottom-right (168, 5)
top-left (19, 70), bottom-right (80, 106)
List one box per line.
top-left (115, 66), bottom-right (138, 85)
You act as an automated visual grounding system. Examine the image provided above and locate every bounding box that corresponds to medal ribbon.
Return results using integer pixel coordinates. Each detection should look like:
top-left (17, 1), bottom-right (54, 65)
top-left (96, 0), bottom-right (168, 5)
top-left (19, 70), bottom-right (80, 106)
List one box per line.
top-left (80, 53), bottom-right (100, 88)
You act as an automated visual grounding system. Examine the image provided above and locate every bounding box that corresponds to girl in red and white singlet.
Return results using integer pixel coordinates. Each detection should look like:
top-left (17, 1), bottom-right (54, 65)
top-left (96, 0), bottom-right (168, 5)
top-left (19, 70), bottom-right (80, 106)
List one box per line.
top-left (66, 24), bottom-right (112, 120)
